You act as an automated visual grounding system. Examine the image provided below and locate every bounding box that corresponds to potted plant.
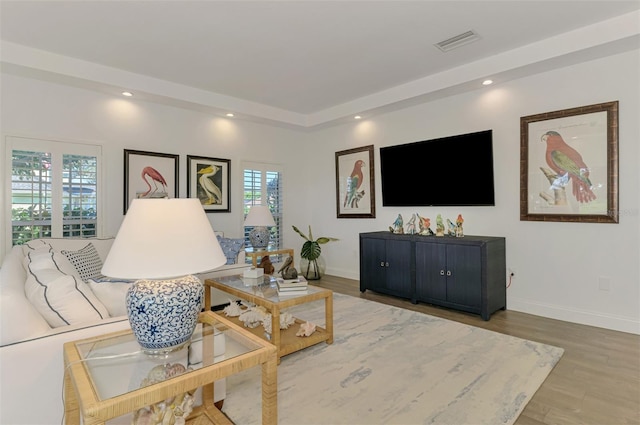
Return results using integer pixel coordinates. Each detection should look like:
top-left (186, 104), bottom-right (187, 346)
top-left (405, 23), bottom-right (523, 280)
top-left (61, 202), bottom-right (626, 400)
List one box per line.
top-left (292, 225), bottom-right (338, 280)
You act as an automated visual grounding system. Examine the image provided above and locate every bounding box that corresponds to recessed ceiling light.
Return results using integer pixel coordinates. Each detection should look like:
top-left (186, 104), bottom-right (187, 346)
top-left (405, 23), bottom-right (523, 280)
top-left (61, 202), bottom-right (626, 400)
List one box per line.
top-left (482, 80), bottom-right (493, 86)
top-left (354, 115), bottom-right (362, 120)
top-left (122, 91), bottom-right (133, 97)
top-left (226, 113), bottom-right (234, 117)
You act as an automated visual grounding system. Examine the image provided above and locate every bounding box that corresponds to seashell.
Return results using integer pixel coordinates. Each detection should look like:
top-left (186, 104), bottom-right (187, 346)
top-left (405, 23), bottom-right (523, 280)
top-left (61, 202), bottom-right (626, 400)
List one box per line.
top-left (296, 321), bottom-right (316, 337)
top-left (239, 306), bottom-right (268, 328)
top-left (223, 300), bottom-right (243, 317)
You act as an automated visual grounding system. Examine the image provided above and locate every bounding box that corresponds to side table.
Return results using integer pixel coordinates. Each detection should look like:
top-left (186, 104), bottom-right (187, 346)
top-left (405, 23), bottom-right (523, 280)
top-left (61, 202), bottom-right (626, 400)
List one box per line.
top-left (245, 247), bottom-right (294, 269)
top-left (63, 311), bottom-right (277, 425)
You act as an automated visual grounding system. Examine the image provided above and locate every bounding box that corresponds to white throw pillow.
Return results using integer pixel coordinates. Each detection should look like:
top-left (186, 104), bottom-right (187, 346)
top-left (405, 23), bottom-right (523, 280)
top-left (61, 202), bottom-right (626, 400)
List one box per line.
top-left (23, 247), bottom-right (110, 327)
top-left (87, 277), bottom-right (134, 317)
top-left (61, 243), bottom-right (105, 281)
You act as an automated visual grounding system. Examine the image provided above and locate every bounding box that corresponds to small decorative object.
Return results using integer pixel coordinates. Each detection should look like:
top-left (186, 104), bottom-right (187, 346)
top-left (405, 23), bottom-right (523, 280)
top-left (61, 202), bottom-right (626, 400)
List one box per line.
top-left (244, 205), bottom-right (276, 249)
top-left (239, 306), bottom-right (269, 328)
top-left (292, 225), bottom-right (338, 280)
top-left (296, 321), bottom-right (317, 337)
top-left (436, 214), bottom-right (445, 237)
top-left (223, 300), bottom-right (243, 317)
top-left (417, 214), bottom-right (434, 235)
top-left (257, 255), bottom-right (275, 275)
top-left (262, 311), bottom-right (296, 334)
top-left (278, 256), bottom-right (298, 280)
top-left (405, 213), bottom-right (417, 234)
top-left (389, 214), bottom-right (404, 234)
top-left (243, 267), bottom-right (264, 278)
top-left (102, 198), bottom-right (227, 355)
top-left (456, 214), bottom-right (464, 237)
top-left (133, 363), bottom-right (195, 425)
top-left (447, 219), bottom-right (456, 236)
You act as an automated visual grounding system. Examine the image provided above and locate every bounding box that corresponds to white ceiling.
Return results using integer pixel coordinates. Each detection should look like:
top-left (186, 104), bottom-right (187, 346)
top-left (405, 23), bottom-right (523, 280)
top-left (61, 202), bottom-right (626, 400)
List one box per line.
top-left (1, 1), bottom-right (639, 129)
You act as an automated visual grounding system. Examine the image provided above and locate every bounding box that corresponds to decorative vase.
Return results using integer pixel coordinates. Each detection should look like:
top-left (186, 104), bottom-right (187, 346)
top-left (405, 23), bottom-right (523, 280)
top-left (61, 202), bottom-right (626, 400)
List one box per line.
top-left (126, 275), bottom-right (204, 355)
top-left (300, 256), bottom-right (326, 280)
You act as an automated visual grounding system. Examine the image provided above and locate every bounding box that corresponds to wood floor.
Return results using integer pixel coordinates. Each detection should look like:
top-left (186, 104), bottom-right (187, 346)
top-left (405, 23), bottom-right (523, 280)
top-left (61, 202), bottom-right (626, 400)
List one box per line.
top-left (316, 275), bottom-right (640, 425)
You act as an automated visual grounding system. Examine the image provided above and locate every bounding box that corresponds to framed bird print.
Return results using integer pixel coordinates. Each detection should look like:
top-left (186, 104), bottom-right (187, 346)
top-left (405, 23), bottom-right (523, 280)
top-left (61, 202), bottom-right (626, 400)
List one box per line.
top-left (520, 101), bottom-right (618, 223)
top-left (124, 149), bottom-right (179, 214)
top-left (335, 145), bottom-right (375, 218)
top-left (187, 155), bottom-right (231, 213)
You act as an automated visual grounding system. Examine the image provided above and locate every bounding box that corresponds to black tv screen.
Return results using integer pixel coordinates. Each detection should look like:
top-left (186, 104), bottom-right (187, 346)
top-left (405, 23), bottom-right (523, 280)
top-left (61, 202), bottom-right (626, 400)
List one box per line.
top-left (380, 130), bottom-right (495, 206)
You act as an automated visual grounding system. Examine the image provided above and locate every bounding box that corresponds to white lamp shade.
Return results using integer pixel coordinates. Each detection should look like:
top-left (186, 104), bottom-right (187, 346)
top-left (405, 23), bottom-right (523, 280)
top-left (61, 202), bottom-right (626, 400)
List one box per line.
top-left (244, 205), bottom-right (275, 227)
top-left (102, 198), bottom-right (227, 279)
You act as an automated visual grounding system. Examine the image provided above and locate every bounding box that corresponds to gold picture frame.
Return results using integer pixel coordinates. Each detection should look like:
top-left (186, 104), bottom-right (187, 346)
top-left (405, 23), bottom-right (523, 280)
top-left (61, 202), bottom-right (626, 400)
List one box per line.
top-left (335, 145), bottom-right (375, 218)
top-left (520, 101), bottom-right (619, 223)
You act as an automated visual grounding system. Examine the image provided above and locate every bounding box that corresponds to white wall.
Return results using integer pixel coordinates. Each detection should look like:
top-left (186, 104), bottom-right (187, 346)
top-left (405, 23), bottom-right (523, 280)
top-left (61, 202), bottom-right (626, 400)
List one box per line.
top-left (2, 48), bottom-right (638, 334)
top-left (0, 73), bottom-right (305, 243)
top-left (305, 49), bottom-right (640, 334)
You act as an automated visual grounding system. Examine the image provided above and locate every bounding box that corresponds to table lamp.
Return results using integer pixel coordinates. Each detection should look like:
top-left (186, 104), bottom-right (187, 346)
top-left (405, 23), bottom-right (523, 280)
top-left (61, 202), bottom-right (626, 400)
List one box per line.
top-left (244, 205), bottom-right (275, 249)
top-left (102, 198), bottom-right (227, 355)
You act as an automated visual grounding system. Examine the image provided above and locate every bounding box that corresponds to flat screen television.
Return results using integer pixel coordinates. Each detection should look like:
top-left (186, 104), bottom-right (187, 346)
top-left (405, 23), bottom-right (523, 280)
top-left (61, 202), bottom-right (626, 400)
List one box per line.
top-left (380, 130), bottom-right (495, 206)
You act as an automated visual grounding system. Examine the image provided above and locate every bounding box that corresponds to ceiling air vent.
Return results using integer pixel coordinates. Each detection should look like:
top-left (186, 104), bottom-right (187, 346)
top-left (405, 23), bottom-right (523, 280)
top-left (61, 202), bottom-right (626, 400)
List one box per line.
top-left (435, 30), bottom-right (481, 52)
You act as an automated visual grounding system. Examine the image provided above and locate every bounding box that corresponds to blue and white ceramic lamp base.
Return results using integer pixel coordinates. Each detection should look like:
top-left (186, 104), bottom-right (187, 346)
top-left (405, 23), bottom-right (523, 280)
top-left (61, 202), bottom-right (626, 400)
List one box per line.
top-left (126, 274), bottom-right (204, 356)
top-left (249, 226), bottom-right (270, 249)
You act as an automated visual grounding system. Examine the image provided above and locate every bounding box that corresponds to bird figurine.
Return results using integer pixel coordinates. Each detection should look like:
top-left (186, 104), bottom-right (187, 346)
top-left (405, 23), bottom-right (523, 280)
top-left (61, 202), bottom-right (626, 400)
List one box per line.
top-left (541, 130), bottom-right (596, 203)
top-left (389, 214), bottom-right (404, 234)
top-left (436, 214), bottom-right (445, 237)
top-left (278, 256), bottom-right (298, 280)
top-left (257, 255), bottom-right (274, 275)
top-left (343, 160), bottom-right (365, 208)
top-left (197, 165), bottom-right (222, 205)
top-left (455, 214), bottom-right (464, 237)
top-left (405, 213), bottom-right (417, 234)
top-left (417, 214), bottom-right (434, 236)
top-left (140, 166), bottom-right (168, 197)
top-left (447, 219), bottom-right (456, 236)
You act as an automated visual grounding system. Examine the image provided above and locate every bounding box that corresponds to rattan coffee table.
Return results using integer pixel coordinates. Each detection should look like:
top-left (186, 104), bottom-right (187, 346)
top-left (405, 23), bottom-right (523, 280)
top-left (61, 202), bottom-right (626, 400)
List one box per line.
top-left (204, 274), bottom-right (333, 362)
top-left (63, 311), bottom-right (277, 425)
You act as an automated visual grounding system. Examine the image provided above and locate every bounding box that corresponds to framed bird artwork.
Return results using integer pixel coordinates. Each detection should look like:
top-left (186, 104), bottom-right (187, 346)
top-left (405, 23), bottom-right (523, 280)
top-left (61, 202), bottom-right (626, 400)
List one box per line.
top-left (186, 155), bottom-right (231, 213)
top-left (124, 149), bottom-right (179, 214)
top-left (520, 101), bottom-right (619, 223)
top-left (335, 145), bottom-right (375, 218)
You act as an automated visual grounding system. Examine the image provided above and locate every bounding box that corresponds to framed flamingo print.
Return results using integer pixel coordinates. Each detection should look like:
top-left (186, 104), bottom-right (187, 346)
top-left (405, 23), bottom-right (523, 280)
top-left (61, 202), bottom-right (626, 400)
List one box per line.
top-left (335, 145), bottom-right (375, 218)
top-left (123, 150), bottom-right (179, 214)
top-left (187, 155), bottom-right (231, 213)
top-left (520, 101), bottom-right (618, 223)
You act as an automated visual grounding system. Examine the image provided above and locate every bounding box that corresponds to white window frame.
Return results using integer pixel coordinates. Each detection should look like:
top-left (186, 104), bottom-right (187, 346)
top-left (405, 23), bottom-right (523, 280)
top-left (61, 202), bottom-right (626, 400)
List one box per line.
top-left (2, 135), bottom-right (104, 257)
top-left (242, 161), bottom-right (283, 252)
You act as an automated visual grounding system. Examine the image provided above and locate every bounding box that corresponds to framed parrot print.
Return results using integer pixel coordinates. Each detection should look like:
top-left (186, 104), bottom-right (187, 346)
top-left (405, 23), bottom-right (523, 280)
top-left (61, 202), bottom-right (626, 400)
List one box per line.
top-left (520, 101), bottom-right (618, 223)
top-left (186, 155), bottom-right (231, 213)
top-left (335, 145), bottom-right (375, 218)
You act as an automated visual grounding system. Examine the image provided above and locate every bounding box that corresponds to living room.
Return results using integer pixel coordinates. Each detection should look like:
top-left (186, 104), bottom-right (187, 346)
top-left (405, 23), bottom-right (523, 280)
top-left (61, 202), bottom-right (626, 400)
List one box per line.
top-left (0, 2), bottom-right (639, 423)
top-left (2, 2), bottom-right (638, 336)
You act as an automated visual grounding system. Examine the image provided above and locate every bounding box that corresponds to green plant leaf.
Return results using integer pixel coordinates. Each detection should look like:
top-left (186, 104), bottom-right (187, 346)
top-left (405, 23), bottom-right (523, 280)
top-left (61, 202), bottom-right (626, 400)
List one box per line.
top-left (292, 225), bottom-right (310, 241)
top-left (300, 240), bottom-right (322, 261)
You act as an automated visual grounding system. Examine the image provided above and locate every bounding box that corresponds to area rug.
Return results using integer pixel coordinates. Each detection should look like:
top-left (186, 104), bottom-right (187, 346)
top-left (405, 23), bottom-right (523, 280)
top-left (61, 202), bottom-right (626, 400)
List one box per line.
top-left (221, 293), bottom-right (564, 425)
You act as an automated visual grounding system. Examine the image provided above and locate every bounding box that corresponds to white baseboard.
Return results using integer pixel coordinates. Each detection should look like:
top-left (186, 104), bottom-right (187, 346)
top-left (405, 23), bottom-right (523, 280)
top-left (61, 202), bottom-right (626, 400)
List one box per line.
top-left (508, 296), bottom-right (640, 335)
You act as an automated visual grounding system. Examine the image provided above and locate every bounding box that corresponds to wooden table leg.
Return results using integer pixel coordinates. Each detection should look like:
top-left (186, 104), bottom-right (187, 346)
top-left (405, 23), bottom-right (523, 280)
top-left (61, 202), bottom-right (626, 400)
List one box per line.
top-left (271, 306), bottom-right (281, 363)
top-left (261, 351), bottom-right (278, 425)
top-left (63, 362), bottom-right (81, 425)
top-left (325, 293), bottom-right (334, 344)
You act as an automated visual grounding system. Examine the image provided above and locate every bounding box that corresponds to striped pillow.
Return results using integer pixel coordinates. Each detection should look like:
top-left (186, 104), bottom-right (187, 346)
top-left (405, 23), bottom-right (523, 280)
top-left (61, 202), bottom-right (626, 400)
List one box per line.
top-left (23, 246), bottom-right (110, 327)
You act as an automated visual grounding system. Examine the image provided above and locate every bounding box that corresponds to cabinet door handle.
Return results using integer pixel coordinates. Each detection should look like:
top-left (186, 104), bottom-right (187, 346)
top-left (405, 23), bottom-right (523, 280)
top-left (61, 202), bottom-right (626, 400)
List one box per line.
top-left (385, 262), bottom-right (389, 267)
top-left (380, 261), bottom-right (385, 267)
top-left (446, 270), bottom-right (452, 276)
top-left (440, 270), bottom-right (445, 275)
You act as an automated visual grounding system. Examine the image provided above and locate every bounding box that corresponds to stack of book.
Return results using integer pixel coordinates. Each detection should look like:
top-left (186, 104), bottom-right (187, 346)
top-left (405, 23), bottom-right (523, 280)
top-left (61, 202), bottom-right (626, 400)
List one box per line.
top-left (276, 276), bottom-right (308, 296)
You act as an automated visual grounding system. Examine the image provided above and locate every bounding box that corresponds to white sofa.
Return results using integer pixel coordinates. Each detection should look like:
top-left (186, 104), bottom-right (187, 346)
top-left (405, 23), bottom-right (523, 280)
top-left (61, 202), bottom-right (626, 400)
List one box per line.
top-left (0, 236), bottom-right (249, 424)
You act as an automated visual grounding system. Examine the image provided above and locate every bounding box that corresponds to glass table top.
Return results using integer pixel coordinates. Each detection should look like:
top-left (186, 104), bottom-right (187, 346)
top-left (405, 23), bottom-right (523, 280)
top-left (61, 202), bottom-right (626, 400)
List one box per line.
top-left (74, 318), bottom-right (262, 401)
top-left (213, 274), bottom-right (326, 302)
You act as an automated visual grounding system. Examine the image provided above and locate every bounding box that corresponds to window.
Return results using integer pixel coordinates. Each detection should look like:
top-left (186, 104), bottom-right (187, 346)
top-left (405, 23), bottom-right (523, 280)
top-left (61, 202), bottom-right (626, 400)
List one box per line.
top-left (7, 136), bottom-right (102, 246)
top-left (243, 161), bottom-right (283, 254)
